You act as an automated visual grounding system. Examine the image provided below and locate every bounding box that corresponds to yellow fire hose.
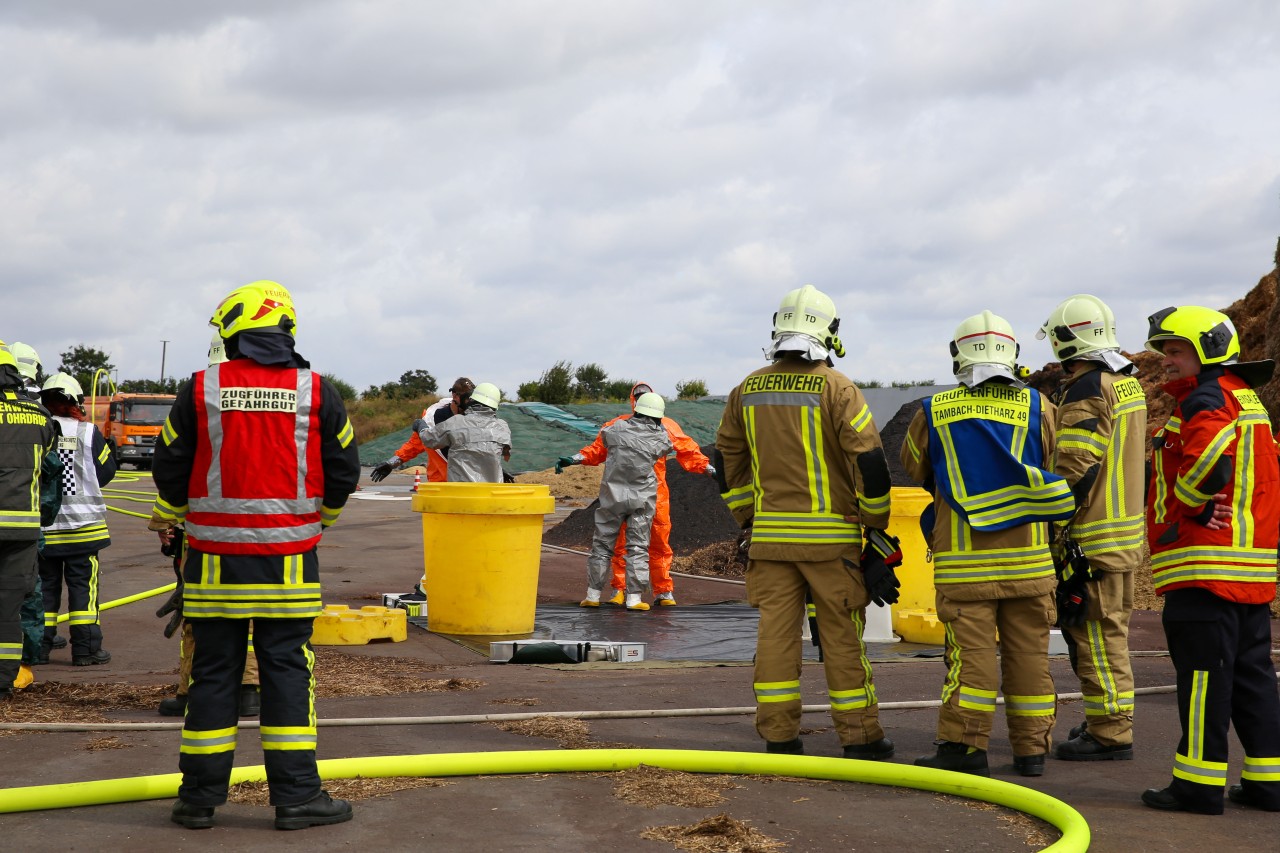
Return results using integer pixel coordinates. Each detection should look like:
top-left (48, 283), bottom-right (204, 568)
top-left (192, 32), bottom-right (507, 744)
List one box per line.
top-left (53, 583), bottom-right (175, 625)
top-left (31, 492), bottom-right (1092, 847)
top-left (0, 749), bottom-right (1090, 851)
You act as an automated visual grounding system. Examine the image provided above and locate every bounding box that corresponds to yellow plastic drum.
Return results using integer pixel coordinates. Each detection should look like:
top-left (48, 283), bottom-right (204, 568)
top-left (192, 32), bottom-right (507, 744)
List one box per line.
top-left (411, 483), bottom-right (556, 635)
top-left (887, 486), bottom-right (945, 645)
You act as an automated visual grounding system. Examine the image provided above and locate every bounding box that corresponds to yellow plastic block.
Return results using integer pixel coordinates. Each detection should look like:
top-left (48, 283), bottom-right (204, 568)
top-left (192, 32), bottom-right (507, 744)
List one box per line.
top-left (311, 605), bottom-right (407, 646)
top-left (893, 608), bottom-right (946, 646)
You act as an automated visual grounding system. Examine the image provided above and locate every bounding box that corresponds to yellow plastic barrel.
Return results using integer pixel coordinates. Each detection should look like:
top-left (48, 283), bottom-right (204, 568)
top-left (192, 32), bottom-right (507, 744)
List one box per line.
top-left (887, 486), bottom-right (945, 645)
top-left (411, 483), bottom-right (555, 635)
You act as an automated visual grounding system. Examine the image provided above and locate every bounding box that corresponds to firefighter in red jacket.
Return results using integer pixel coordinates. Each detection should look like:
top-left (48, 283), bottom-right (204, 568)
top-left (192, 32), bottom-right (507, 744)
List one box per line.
top-left (149, 282), bottom-right (361, 831)
top-left (569, 381), bottom-right (711, 607)
top-left (1140, 306), bottom-right (1280, 815)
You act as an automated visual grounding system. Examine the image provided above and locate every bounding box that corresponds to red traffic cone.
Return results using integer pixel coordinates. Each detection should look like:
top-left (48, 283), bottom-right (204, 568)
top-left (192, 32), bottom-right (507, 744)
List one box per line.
top-left (412, 471), bottom-right (421, 493)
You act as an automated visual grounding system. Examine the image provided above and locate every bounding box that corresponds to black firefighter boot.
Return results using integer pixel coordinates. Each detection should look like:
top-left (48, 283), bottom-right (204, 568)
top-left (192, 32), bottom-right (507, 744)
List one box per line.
top-left (239, 684), bottom-right (261, 718)
top-left (274, 791), bottom-right (354, 830)
top-left (914, 741), bottom-right (991, 776)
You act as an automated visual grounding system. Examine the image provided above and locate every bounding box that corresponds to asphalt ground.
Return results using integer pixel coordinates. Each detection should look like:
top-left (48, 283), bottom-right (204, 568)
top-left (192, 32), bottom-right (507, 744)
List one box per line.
top-left (1, 470), bottom-right (1277, 852)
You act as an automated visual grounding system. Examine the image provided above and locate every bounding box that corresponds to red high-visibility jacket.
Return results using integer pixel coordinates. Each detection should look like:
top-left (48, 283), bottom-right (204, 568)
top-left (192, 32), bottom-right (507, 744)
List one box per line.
top-left (1147, 367), bottom-right (1280, 604)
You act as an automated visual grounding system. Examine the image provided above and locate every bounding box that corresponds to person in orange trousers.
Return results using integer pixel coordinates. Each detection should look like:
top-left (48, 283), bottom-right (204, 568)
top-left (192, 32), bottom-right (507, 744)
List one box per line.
top-left (574, 382), bottom-right (712, 606)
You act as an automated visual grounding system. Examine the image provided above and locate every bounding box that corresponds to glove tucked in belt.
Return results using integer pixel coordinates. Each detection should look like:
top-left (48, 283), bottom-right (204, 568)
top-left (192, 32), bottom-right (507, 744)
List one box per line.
top-left (1054, 538), bottom-right (1095, 628)
top-left (857, 528), bottom-right (903, 607)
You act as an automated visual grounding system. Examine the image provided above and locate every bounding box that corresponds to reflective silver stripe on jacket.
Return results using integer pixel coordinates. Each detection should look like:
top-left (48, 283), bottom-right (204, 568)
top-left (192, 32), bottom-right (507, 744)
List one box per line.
top-left (45, 417), bottom-right (107, 532)
top-left (187, 366), bottom-right (320, 543)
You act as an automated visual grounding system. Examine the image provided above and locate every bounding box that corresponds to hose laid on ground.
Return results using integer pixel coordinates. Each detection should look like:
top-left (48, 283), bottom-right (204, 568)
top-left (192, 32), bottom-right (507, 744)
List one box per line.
top-left (0, 749), bottom-right (1090, 851)
top-left (3, 682), bottom-right (1215, 733)
top-left (53, 583), bottom-right (175, 625)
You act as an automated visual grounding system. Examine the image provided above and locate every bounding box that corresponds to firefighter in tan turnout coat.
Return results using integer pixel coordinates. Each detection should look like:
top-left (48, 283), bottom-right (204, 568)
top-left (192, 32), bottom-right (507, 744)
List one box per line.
top-left (1038, 295), bottom-right (1147, 761)
top-left (716, 285), bottom-right (897, 760)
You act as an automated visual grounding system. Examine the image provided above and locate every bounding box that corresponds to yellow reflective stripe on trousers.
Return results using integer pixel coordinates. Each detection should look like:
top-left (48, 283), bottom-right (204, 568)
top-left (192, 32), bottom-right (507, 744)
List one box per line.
top-left (829, 687), bottom-right (875, 711)
top-left (180, 726), bottom-right (238, 755)
top-left (1172, 670), bottom-right (1226, 786)
top-left (260, 725), bottom-right (318, 751)
top-left (940, 623), bottom-right (962, 705)
top-left (958, 686), bottom-right (998, 713)
top-left (1085, 618), bottom-right (1126, 716)
top-left (1174, 752), bottom-right (1229, 786)
top-left (1084, 693), bottom-right (1135, 714)
top-left (1241, 755), bottom-right (1280, 782)
top-left (0, 642), bottom-right (21, 661)
top-left (1005, 694), bottom-right (1055, 716)
top-left (754, 680), bottom-right (801, 703)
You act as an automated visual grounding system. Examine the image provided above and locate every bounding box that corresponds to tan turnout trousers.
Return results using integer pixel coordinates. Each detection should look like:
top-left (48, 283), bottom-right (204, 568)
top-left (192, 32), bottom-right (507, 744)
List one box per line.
top-left (936, 590), bottom-right (1057, 756)
top-left (748, 556), bottom-right (884, 746)
top-left (1062, 571), bottom-right (1134, 746)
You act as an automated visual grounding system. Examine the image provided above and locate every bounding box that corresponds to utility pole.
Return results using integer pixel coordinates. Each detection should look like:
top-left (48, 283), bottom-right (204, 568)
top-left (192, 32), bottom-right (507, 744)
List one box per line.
top-left (160, 340), bottom-right (169, 390)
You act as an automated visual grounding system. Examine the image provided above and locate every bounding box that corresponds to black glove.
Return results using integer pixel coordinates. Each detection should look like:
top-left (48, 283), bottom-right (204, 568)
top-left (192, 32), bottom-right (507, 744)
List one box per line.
top-left (853, 556), bottom-right (901, 607)
top-left (857, 529), bottom-right (903, 607)
top-left (157, 527), bottom-right (186, 638)
top-left (1054, 539), bottom-right (1093, 628)
top-left (733, 527), bottom-right (752, 568)
top-left (370, 455), bottom-right (400, 483)
top-left (156, 584), bottom-right (184, 639)
top-left (502, 470), bottom-right (515, 484)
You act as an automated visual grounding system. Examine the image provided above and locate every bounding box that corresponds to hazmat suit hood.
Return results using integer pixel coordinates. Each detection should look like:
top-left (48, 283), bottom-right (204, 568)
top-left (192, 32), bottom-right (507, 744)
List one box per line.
top-left (628, 382), bottom-right (654, 410)
top-left (225, 329), bottom-right (310, 369)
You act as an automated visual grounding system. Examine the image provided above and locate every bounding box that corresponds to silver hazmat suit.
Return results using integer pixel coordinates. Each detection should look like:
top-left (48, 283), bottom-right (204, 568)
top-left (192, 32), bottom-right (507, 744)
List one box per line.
top-left (417, 404), bottom-right (511, 483)
top-left (586, 417), bottom-right (674, 594)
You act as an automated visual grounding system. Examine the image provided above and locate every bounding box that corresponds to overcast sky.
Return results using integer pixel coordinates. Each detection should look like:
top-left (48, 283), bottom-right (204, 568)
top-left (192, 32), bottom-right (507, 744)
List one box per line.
top-left (3, 1), bottom-right (1278, 402)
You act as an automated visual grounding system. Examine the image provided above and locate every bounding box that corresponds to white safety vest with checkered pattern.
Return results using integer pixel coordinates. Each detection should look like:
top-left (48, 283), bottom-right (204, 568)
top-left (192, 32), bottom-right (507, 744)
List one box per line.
top-left (44, 416), bottom-right (107, 531)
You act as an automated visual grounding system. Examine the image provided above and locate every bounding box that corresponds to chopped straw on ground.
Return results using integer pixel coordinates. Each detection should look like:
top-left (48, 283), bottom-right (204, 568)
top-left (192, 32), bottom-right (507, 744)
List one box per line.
top-left (492, 715), bottom-right (635, 750)
top-left (641, 813), bottom-right (786, 853)
top-left (1, 681), bottom-right (172, 724)
top-left (612, 765), bottom-right (739, 808)
top-left (228, 777), bottom-right (449, 806)
top-left (312, 648), bottom-right (481, 698)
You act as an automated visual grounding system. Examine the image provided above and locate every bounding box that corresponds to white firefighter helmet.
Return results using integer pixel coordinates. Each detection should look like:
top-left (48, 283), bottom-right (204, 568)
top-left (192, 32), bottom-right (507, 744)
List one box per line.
top-left (772, 285), bottom-right (845, 357)
top-left (8, 342), bottom-right (43, 383)
top-left (41, 371), bottom-right (85, 404)
top-left (470, 382), bottom-right (501, 409)
top-left (951, 311), bottom-right (1019, 376)
top-left (1036, 294), bottom-right (1120, 362)
top-left (634, 392), bottom-right (665, 419)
